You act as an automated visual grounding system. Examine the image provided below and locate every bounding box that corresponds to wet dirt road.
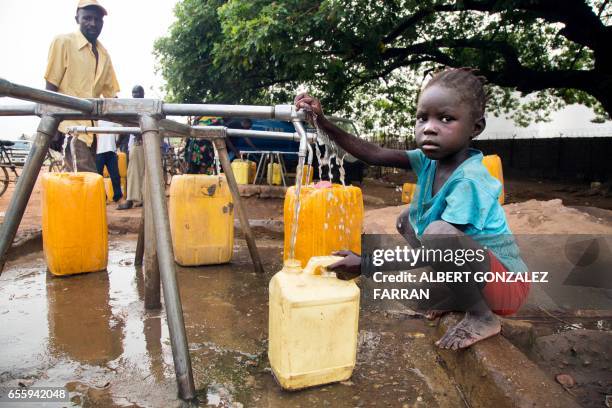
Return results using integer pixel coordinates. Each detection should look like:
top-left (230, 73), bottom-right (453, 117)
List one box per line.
top-left (0, 234), bottom-right (463, 407)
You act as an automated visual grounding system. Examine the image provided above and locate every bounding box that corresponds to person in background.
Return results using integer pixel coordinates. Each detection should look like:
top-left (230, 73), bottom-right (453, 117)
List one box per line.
top-left (116, 133), bottom-right (130, 155)
top-left (118, 86), bottom-right (146, 210)
top-left (45, 0), bottom-right (119, 171)
top-left (225, 118), bottom-right (257, 155)
top-left (185, 117), bottom-right (221, 174)
top-left (96, 120), bottom-right (123, 204)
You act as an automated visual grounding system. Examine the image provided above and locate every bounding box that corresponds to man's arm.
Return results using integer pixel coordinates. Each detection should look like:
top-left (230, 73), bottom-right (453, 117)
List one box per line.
top-left (101, 58), bottom-right (120, 98)
top-left (295, 94), bottom-right (411, 170)
top-left (44, 36), bottom-right (66, 93)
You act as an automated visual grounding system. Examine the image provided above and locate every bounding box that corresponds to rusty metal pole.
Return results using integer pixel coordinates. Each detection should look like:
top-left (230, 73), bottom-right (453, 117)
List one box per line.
top-left (142, 180), bottom-right (160, 309)
top-left (134, 211), bottom-right (145, 266)
top-left (0, 115), bottom-right (59, 273)
top-left (212, 137), bottom-right (264, 273)
top-left (140, 115), bottom-right (195, 401)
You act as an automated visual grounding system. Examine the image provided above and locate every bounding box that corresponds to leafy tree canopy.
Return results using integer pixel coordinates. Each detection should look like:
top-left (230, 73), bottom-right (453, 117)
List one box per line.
top-left (155, 0), bottom-right (611, 141)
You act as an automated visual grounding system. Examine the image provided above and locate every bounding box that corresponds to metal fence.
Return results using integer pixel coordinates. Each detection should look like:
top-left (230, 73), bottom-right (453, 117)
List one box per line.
top-left (473, 137), bottom-right (612, 182)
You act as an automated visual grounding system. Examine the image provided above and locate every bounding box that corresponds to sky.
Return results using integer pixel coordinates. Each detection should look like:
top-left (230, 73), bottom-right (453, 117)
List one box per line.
top-left (0, 0), bottom-right (178, 139)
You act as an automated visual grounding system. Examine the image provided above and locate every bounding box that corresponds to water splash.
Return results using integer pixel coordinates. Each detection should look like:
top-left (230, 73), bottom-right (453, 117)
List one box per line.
top-left (313, 119), bottom-right (346, 185)
top-left (314, 139), bottom-right (323, 181)
top-left (70, 134), bottom-right (78, 173)
top-left (288, 155), bottom-right (306, 260)
top-left (337, 153), bottom-right (346, 187)
top-left (327, 147), bottom-right (336, 184)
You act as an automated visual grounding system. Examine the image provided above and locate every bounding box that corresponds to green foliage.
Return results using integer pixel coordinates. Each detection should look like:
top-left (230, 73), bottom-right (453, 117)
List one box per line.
top-left (155, 0), bottom-right (611, 138)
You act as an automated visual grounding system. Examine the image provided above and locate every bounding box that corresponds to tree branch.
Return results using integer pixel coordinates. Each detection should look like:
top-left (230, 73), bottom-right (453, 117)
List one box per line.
top-left (383, 4), bottom-right (457, 45)
top-left (383, 38), bottom-right (520, 69)
top-left (377, 36), bottom-right (605, 99)
top-left (382, 0), bottom-right (609, 53)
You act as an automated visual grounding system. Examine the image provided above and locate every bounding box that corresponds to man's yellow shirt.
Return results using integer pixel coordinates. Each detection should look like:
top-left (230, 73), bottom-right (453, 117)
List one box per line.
top-left (45, 31), bottom-right (120, 145)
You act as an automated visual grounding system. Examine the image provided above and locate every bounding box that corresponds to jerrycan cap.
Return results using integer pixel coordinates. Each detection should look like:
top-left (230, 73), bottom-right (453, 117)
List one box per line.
top-left (303, 255), bottom-right (343, 276)
top-left (313, 180), bottom-right (333, 189)
top-left (281, 259), bottom-right (302, 274)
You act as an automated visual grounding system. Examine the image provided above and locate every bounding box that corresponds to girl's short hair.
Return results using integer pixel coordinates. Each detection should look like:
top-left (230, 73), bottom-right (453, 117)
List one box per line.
top-left (424, 67), bottom-right (487, 119)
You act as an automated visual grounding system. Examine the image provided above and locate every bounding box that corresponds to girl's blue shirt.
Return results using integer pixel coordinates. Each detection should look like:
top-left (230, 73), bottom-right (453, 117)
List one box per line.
top-left (406, 148), bottom-right (528, 273)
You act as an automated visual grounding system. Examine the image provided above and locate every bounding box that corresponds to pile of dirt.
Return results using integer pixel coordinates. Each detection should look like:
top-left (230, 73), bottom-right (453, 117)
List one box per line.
top-left (363, 199), bottom-right (612, 235)
top-left (504, 199), bottom-right (612, 234)
top-left (363, 204), bottom-right (408, 234)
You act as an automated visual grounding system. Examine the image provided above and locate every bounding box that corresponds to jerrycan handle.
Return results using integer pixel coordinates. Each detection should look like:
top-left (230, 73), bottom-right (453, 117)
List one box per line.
top-left (303, 256), bottom-right (343, 276)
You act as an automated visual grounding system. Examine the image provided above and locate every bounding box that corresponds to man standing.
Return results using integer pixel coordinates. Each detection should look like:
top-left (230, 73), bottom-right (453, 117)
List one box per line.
top-left (118, 86), bottom-right (145, 210)
top-left (45, 0), bottom-right (120, 172)
top-left (96, 120), bottom-right (123, 203)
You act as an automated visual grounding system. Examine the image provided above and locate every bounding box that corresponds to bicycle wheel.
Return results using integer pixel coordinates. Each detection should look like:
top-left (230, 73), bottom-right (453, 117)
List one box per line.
top-left (0, 166), bottom-right (9, 197)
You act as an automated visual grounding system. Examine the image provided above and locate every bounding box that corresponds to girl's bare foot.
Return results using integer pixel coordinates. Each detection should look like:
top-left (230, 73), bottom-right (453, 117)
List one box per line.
top-left (435, 311), bottom-right (501, 350)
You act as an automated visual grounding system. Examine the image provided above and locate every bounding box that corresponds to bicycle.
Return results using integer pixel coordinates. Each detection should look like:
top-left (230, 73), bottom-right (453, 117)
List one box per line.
top-left (0, 141), bottom-right (64, 197)
top-left (162, 143), bottom-right (187, 186)
top-left (0, 141), bottom-right (21, 197)
top-left (45, 149), bottom-right (63, 173)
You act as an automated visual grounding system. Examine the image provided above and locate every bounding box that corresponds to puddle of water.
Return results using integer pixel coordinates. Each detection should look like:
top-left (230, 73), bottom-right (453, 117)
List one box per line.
top-left (1, 236), bottom-right (461, 407)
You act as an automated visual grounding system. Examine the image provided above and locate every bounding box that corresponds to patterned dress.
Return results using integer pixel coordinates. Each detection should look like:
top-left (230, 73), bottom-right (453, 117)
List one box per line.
top-left (184, 117), bottom-right (223, 174)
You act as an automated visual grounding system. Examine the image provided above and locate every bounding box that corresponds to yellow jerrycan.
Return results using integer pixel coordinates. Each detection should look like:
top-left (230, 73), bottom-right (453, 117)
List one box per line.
top-left (401, 182), bottom-right (417, 204)
top-left (42, 172), bottom-right (108, 276)
top-left (267, 162), bottom-right (282, 185)
top-left (169, 174), bottom-right (234, 266)
top-left (284, 183), bottom-right (363, 268)
top-left (103, 177), bottom-right (127, 203)
top-left (117, 151), bottom-right (127, 178)
top-left (269, 256), bottom-right (360, 390)
top-left (231, 159), bottom-right (251, 185)
top-left (482, 154), bottom-right (505, 204)
top-left (248, 160), bottom-right (257, 184)
top-left (102, 151), bottom-right (127, 178)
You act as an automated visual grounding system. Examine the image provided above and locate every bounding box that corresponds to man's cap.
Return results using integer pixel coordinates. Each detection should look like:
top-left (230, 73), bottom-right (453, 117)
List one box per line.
top-left (77, 0), bottom-right (108, 16)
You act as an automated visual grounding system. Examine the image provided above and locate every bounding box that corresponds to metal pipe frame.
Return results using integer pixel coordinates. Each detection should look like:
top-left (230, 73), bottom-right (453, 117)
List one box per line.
top-left (134, 212), bottom-right (145, 267)
top-left (240, 150), bottom-right (298, 155)
top-left (0, 78), bottom-right (316, 400)
top-left (0, 78), bottom-right (95, 113)
top-left (163, 103), bottom-right (303, 121)
top-left (0, 103), bottom-right (305, 122)
top-left (143, 181), bottom-right (160, 310)
top-left (0, 104), bottom-right (37, 116)
top-left (67, 124), bottom-right (316, 143)
top-left (0, 77), bottom-right (304, 121)
top-left (141, 115), bottom-right (195, 400)
top-left (211, 135), bottom-right (264, 273)
top-left (67, 126), bottom-right (142, 134)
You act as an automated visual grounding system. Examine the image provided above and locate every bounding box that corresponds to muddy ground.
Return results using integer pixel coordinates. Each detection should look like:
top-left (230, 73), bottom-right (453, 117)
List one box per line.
top-left (0, 174), bottom-right (611, 407)
top-left (1, 236), bottom-right (468, 407)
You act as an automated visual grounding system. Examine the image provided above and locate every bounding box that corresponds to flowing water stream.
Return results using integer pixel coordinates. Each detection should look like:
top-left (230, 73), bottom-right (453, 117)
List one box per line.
top-left (287, 117), bottom-right (348, 261)
top-left (70, 133), bottom-right (78, 173)
top-left (288, 155), bottom-right (305, 260)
